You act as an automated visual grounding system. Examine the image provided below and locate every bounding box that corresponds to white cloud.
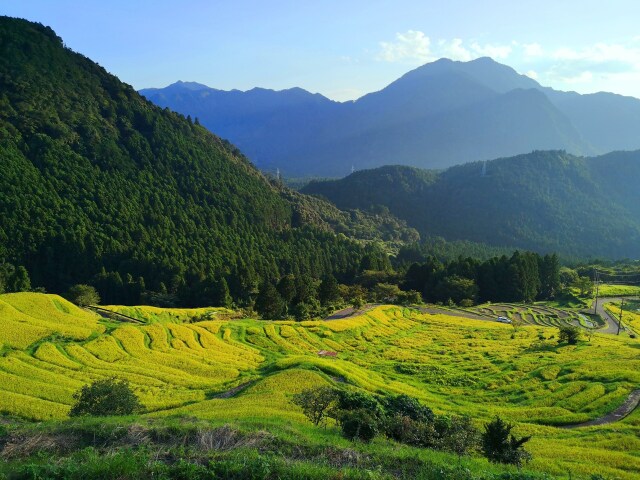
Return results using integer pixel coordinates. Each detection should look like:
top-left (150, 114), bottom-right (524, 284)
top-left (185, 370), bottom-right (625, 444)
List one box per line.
top-left (525, 70), bottom-right (538, 80)
top-left (377, 32), bottom-right (512, 63)
top-left (523, 43), bottom-right (543, 57)
top-left (559, 70), bottom-right (593, 84)
top-left (550, 43), bottom-right (640, 67)
top-left (470, 42), bottom-right (512, 59)
top-left (377, 30), bottom-right (432, 62)
top-left (442, 38), bottom-right (472, 61)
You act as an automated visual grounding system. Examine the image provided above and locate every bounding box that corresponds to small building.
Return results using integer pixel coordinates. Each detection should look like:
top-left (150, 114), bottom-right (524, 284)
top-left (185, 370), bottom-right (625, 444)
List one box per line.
top-left (317, 350), bottom-right (337, 358)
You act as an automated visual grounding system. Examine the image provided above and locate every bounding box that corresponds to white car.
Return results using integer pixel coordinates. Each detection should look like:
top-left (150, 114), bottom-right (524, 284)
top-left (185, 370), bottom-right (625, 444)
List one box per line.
top-left (497, 316), bottom-right (512, 324)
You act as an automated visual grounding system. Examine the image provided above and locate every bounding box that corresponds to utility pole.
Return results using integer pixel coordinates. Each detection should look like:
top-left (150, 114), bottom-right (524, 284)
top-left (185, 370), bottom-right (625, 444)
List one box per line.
top-left (593, 269), bottom-right (600, 315)
top-left (617, 298), bottom-right (624, 335)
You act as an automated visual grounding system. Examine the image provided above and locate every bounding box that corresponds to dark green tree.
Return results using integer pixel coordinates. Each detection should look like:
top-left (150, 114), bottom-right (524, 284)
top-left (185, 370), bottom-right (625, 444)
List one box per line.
top-left (65, 284), bottom-right (100, 307)
top-left (9, 266), bottom-right (31, 292)
top-left (481, 416), bottom-right (531, 467)
top-left (213, 277), bottom-right (233, 308)
top-left (558, 325), bottom-right (581, 345)
top-left (277, 274), bottom-right (297, 305)
top-left (69, 378), bottom-right (141, 417)
top-left (254, 282), bottom-right (285, 319)
top-left (292, 386), bottom-right (339, 426)
top-left (318, 274), bottom-right (341, 306)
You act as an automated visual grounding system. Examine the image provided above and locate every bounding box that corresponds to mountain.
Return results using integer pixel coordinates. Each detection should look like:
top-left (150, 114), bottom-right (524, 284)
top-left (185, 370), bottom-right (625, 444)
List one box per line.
top-left (0, 17), bottom-right (408, 302)
top-left (141, 57), bottom-right (640, 177)
top-left (301, 150), bottom-right (640, 259)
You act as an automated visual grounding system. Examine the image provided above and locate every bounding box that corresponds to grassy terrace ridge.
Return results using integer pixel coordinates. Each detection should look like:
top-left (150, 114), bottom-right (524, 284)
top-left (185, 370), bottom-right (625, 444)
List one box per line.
top-left (0, 293), bottom-right (639, 479)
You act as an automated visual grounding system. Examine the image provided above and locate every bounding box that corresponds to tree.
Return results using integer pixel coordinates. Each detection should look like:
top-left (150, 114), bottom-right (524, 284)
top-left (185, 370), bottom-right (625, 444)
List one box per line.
top-left (254, 282), bottom-right (285, 319)
top-left (558, 325), bottom-right (580, 345)
top-left (69, 378), bottom-right (141, 417)
top-left (575, 276), bottom-right (594, 296)
top-left (339, 409), bottom-right (379, 442)
top-left (213, 277), bottom-right (233, 308)
top-left (373, 283), bottom-right (402, 303)
top-left (9, 266), bottom-right (31, 292)
top-left (277, 274), bottom-right (297, 306)
top-left (481, 416), bottom-right (531, 467)
top-left (65, 284), bottom-right (100, 306)
top-left (559, 267), bottom-right (579, 290)
top-left (443, 415), bottom-right (480, 459)
top-left (292, 386), bottom-right (339, 426)
top-left (318, 274), bottom-right (341, 306)
top-left (434, 275), bottom-right (478, 305)
top-left (381, 394), bottom-right (434, 423)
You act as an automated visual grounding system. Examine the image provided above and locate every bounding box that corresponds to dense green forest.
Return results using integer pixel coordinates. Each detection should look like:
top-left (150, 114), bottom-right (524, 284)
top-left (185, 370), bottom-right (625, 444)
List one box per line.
top-left (0, 17), bottom-right (400, 306)
top-left (302, 152), bottom-right (640, 259)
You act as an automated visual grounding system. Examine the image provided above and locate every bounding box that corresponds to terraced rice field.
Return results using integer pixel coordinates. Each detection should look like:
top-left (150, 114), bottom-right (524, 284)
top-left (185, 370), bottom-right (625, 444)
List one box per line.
top-left (1, 293), bottom-right (638, 479)
top-left (466, 303), bottom-right (599, 329)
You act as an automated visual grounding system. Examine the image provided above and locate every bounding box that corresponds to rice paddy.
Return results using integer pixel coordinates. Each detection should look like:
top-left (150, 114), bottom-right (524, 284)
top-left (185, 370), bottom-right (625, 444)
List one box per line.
top-left (1, 293), bottom-right (638, 479)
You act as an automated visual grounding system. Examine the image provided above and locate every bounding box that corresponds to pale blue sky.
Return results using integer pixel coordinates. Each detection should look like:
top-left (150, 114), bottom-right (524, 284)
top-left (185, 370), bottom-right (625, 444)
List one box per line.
top-left (3, 0), bottom-right (640, 100)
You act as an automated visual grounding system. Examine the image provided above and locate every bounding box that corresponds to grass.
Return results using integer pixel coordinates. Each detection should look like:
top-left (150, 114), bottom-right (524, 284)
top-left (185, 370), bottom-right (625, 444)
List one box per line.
top-left (0, 293), bottom-right (639, 479)
top-left (596, 283), bottom-right (640, 297)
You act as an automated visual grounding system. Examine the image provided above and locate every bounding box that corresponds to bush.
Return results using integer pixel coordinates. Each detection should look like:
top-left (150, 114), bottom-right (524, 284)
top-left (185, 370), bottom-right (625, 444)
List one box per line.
top-left (481, 416), bottom-right (531, 467)
top-left (66, 284), bottom-right (100, 306)
top-left (292, 386), bottom-right (338, 426)
top-left (558, 325), bottom-right (580, 345)
top-left (381, 394), bottom-right (434, 422)
top-left (338, 409), bottom-right (379, 442)
top-left (70, 378), bottom-right (141, 417)
top-left (334, 389), bottom-right (385, 420)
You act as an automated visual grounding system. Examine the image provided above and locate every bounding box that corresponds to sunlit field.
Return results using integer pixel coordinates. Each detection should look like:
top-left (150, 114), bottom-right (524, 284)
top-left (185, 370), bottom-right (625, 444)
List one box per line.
top-left (1, 293), bottom-right (638, 479)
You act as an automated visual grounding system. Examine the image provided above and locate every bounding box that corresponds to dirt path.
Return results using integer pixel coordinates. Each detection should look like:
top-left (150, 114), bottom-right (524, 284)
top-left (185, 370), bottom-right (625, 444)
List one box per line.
top-left (324, 304), bottom-right (378, 320)
top-left (560, 389), bottom-right (640, 428)
top-left (86, 306), bottom-right (146, 324)
top-left (417, 306), bottom-right (493, 321)
top-left (213, 381), bottom-right (254, 399)
top-left (590, 297), bottom-right (626, 334)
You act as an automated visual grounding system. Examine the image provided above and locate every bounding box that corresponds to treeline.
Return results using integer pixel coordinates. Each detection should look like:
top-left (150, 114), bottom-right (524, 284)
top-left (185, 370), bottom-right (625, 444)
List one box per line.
top-left (246, 251), bottom-right (560, 320)
top-left (404, 251), bottom-right (560, 305)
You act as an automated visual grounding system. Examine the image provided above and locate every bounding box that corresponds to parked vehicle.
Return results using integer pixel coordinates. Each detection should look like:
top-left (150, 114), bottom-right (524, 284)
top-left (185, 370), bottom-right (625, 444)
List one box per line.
top-left (497, 316), bottom-right (512, 324)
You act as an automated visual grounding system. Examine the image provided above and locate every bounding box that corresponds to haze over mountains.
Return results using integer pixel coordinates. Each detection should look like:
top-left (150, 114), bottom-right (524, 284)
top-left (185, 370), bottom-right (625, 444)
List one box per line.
top-left (302, 150), bottom-right (640, 259)
top-left (141, 57), bottom-right (640, 177)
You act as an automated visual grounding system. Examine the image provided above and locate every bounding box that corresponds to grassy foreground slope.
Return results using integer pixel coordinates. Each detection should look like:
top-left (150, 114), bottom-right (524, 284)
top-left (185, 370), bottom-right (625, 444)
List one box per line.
top-left (0, 293), bottom-right (638, 478)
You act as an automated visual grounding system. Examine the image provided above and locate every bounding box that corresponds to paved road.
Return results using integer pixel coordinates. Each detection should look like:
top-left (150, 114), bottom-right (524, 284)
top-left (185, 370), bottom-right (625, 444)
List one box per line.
top-left (590, 297), bottom-right (626, 334)
top-left (560, 389), bottom-right (640, 428)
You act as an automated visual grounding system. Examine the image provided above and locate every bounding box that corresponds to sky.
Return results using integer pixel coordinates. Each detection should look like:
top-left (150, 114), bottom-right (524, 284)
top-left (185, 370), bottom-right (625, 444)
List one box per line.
top-left (3, 0), bottom-right (640, 101)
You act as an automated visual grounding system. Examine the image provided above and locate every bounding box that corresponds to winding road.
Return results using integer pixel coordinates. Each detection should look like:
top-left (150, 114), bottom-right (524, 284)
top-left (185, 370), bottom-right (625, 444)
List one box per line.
top-left (560, 389), bottom-right (640, 428)
top-left (590, 297), bottom-right (629, 335)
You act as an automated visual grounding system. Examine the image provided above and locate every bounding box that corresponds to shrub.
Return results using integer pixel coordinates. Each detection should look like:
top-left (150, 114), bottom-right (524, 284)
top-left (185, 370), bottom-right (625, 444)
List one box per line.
top-left (558, 325), bottom-right (580, 345)
top-left (481, 416), bottom-right (531, 467)
top-left (381, 394), bottom-right (434, 422)
top-left (292, 386), bottom-right (339, 426)
top-left (66, 284), bottom-right (100, 306)
top-left (70, 378), bottom-right (141, 417)
top-left (338, 409), bottom-right (379, 442)
top-left (441, 415), bottom-right (479, 457)
top-left (334, 389), bottom-right (385, 420)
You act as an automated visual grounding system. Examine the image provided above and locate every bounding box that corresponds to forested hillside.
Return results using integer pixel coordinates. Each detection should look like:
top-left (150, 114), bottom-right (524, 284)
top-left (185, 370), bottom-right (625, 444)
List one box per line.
top-left (302, 151), bottom-right (640, 259)
top-left (0, 17), bottom-right (396, 305)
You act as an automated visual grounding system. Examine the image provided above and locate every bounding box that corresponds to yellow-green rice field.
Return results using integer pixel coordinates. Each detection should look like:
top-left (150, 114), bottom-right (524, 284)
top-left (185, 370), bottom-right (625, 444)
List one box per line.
top-left (0, 293), bottom-right (638, 479)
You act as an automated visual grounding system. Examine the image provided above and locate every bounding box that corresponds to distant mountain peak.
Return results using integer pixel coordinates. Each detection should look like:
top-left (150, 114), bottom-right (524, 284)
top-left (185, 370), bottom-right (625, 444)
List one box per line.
top-left (169, 80), bottom-right (210, 90)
